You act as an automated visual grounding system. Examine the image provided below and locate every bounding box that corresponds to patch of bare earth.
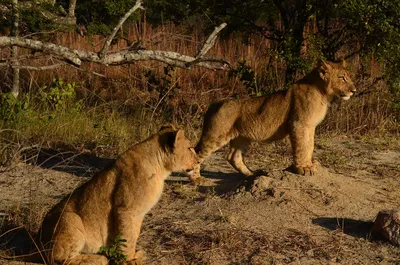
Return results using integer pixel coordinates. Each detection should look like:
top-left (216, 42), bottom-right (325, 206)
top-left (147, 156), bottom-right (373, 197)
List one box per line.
top-left (1, 135), bottom-right (399, 264)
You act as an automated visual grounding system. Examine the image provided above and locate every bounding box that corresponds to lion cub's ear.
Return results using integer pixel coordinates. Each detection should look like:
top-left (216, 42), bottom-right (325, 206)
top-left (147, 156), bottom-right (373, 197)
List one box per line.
top-left (317, 59), bottom-right (331, 81)
top-left (172, 129), bottom-right (186, 151)
top-left (163, 129), bottom-right (185, 153)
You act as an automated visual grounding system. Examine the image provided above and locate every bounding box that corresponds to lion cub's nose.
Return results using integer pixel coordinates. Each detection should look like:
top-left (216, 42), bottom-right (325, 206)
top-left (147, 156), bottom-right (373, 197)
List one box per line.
top-left (186, 168), bottom-right (195, 175)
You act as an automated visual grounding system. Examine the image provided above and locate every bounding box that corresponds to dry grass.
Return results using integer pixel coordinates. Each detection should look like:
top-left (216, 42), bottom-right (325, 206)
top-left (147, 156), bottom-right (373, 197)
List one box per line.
top-left (1, 22), bottom-right (397, 153)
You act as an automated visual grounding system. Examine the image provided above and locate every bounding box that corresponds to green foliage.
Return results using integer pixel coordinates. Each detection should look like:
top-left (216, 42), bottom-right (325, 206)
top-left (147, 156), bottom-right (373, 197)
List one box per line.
top-left (39, 78), bottom-right (81, 113)
top-left (386, 75), bottom-right (400, 119)
top-left (0, 0), bottom-right (68, 35)
top-left (229, 60), bottom-right (261, 96)
top-left (1, 79), bottom-right (81, 128)
top-left (87, 23), bottom-right (112, 36)
top-left (98, 233), bottom-right (127, 265)
top-left (0, 92), bottom-right (30, 124)
top-left (20, 5), bottom-right (58, 33)
top-left (75, 0), bottom-right (140, 35)
top-left (339, 0), bottom-right (400, 114)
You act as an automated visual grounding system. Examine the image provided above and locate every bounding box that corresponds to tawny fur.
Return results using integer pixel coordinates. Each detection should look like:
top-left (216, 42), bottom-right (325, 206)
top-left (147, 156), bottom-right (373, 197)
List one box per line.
top-left (35, 126), bottom-right (198, 265)
top-left (191, 60), bottom-right (356, 183)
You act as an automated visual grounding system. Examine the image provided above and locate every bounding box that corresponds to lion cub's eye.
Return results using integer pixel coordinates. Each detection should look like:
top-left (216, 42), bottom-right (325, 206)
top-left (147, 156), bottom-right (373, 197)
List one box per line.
top-left (339, 76), bottom-right (346, 82)
top-left (189, 147), bottom-right (195, 153)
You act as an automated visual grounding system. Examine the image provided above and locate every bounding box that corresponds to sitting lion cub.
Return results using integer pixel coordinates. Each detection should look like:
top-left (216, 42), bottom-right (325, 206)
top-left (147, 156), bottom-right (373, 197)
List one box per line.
top-left (191, 60), bottom-right (356, 184)
top-left (35, 125), bottom-right (198, 265)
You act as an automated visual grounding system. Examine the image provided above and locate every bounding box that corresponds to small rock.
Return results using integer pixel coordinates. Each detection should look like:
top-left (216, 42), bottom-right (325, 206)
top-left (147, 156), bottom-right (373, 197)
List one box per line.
top-left (250, 175), bottom-right (275, 197)
top-left (372, 209), bottom-right (400, 246)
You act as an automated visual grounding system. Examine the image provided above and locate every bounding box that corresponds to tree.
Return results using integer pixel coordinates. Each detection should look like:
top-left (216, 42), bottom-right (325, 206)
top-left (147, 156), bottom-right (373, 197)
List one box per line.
top-left (312, 0), bottom-right (400, 113)
top-left (0, 0), bottom-right (228, 99)
top-left (0, 0), bottom-right (77, 34)
top-left (153, 0), bottom-right (400, 94)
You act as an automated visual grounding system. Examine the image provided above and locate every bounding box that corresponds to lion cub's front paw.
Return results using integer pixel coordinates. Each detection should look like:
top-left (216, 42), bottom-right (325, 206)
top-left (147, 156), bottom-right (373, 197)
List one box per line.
top-left (295, 166), bottom-right (314, 176)
top-left (288, 161), bottom-right (320, 176)
top-left (189, 176), bottom-right (208, 186)
top-left (121, 250), bottom-right (146, 265)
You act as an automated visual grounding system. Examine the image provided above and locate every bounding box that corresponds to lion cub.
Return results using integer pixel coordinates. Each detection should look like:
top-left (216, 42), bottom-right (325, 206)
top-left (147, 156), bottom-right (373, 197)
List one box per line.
top-left (36, 125), bottom-right (198, 265)
top-left (191, 60), bottom-right (356, 184)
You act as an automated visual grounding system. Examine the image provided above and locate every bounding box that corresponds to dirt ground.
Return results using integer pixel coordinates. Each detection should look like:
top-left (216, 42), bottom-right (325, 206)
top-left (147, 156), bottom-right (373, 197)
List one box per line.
top-left (0, 135), bottom-right (399, 265)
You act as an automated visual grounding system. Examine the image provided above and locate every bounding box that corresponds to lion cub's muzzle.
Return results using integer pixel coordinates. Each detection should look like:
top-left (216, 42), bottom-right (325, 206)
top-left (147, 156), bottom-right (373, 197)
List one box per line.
top-left (186, 168), bottom-right (195, 175)
top-left (340, 86), bottom-right (357, 101)
top-left (185, 161), bottom-right (200, 176)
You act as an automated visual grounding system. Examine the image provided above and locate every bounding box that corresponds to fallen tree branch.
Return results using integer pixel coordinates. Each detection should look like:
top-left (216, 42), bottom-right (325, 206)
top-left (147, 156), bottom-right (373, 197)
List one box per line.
top-left (0, 0), bottom-right (228, 71)
top-left (0, 37), bottom-right (81, 65)
top-left (0, 32), bottom-right (229, 70)
top-left (16, 63), bottom-right (66, 70)
top-left (0, 62), bottom-right (66, 71)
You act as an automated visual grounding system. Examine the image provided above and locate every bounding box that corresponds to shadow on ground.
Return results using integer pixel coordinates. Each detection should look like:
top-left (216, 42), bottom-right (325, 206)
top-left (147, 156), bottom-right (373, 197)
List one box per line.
top-left (24, 147), bottom-right (114, 177)
top-left (312, 217), bottom-right (373, 239)
top-left (24, 147), bottom-right (252, 195)
top-left (169, 170), bottom-right (257, 195)
top-left (0, 225), bottom-right (36, 257)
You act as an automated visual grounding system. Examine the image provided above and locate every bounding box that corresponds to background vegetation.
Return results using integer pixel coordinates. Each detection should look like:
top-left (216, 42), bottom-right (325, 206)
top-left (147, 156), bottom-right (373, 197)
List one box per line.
top-left (0, 0), bottom-right (399, 160)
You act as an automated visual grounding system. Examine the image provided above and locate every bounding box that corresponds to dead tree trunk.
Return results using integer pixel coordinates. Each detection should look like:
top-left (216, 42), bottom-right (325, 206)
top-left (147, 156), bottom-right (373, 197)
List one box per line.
top-left (11, 0), bottom-right (20, 98)
top-left (68, 0), bottom-right (77, 18)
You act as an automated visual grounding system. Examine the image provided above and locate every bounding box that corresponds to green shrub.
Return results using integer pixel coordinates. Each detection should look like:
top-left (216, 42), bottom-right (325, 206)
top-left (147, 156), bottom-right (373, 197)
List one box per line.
top-left (0, 92), bottom-right (30, 125)
top-left (98, 233), bottom-right (127, 265)
top-left (39, 78), bottom-right (81, 113)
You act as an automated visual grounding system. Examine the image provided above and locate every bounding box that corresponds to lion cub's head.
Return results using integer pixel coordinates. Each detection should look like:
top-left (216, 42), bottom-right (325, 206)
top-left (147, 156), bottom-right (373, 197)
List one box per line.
top-left (317, 60), bottom-right (356, 100)
top-left (158, 125), bottom-right (199, 174)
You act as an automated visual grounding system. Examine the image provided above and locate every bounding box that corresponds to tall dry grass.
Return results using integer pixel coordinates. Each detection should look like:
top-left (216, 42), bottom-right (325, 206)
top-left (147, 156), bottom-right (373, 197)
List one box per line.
top-left (0, 21), bottom-right (398, 156)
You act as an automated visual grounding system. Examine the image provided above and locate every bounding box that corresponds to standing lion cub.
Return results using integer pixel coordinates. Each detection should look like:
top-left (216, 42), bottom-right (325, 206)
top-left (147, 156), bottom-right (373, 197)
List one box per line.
top-left (34, 125), bottom-right (198, 265)
top-left (191, 60), bottom-right (356, 184)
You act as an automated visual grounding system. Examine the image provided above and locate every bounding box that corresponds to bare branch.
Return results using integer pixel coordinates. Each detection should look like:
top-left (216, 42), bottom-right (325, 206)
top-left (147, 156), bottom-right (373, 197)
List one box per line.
top-left (0, 60), bottom-right (66, 70)
top-left (0, 34), bottom-right (228, 70)
top-left (184, 23), bottom-right (229, 69)
top-left (69, 64), bottom-right (107, 78)
top-left (196, 23), bottom-right (227, 59)
top-left (99, 0), bottom-right (144, 59)
top-left (0, 37), bottom-right (81, 65)
top-left (19, 63), bottom-right (66, 70)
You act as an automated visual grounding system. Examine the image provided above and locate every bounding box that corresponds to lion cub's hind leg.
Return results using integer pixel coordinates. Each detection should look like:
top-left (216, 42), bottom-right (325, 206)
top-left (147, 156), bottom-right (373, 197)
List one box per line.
top-left (227, 137), bottom-right (254, 177)
top-left (51, 212), bottom-right (107, 265)
top-left (66, 254), bottom-right (109, 265)
top-left (191, 131), bottom-right (235, 184)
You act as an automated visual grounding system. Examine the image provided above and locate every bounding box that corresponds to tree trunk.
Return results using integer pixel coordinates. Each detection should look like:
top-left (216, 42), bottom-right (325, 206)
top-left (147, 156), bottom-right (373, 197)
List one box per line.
top-left (68, 0), bottom-right (76, 18)
top-left (11, 0), bottom-right (20, 98)
top-left (285, 27), bottom-right (304, 84)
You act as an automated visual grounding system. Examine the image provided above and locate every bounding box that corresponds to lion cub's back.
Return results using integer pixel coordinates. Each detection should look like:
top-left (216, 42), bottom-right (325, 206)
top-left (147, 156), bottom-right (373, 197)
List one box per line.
top-left (236, 91), bottom-right (292, 140)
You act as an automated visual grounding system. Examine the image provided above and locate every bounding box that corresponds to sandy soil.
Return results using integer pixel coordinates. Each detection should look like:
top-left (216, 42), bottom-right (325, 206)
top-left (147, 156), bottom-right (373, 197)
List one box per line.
top-left (0, 135), bottom-right (399, 265)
